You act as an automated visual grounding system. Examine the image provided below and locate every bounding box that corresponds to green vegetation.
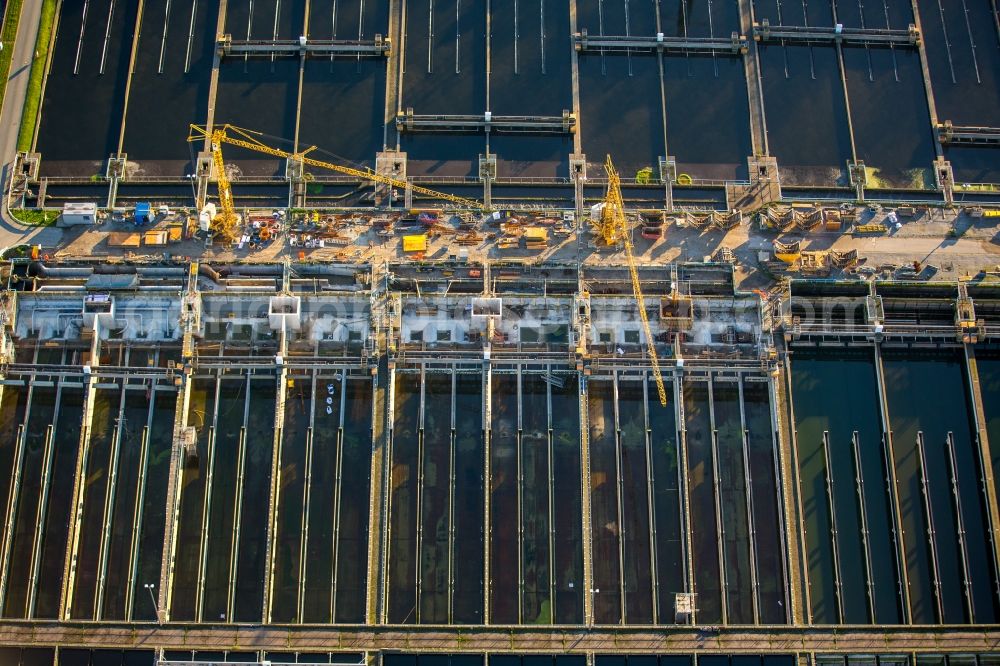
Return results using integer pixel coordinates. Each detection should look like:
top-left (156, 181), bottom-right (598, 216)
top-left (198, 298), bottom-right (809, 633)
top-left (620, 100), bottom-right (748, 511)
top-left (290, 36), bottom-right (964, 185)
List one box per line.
top-left (16, 0), bottom-right (57, 152)
top-left (0, 0), bottom-right (23, 113)
top-left (1, 244), bottom-right (31, 260)
top-left (956, 182), bottom-right (1000, 192)
top-left (10, 208), bottom-right (58, 226)
top-left (864, 166), bottom-right (935, 191)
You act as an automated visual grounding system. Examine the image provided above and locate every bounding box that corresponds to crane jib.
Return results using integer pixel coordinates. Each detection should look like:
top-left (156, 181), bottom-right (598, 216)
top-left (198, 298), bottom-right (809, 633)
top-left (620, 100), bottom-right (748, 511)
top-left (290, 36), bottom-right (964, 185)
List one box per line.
top-left (190, 124), bottom-right (485, 210)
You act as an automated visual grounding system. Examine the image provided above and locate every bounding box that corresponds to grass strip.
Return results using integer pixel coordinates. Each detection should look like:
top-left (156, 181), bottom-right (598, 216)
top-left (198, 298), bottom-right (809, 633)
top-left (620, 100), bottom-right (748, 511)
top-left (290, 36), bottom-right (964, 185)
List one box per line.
top-left (10, 208), bottom-right (58, 226)
top-left (0, 0), bottom-right (24, 113)
top-left (16, 0), bottom-right (57, 152)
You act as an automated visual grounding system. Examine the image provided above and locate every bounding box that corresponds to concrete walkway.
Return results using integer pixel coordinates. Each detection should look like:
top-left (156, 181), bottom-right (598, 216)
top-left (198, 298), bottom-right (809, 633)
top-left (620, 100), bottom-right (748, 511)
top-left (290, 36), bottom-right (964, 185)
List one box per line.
top-left (0, 0), bottom-right (62, 250)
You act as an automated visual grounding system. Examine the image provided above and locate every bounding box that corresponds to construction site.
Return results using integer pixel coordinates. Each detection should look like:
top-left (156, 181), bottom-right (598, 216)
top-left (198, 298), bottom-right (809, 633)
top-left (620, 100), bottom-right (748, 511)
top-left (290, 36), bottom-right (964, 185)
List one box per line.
top-left (3, 0), bottom-right (1000, 665)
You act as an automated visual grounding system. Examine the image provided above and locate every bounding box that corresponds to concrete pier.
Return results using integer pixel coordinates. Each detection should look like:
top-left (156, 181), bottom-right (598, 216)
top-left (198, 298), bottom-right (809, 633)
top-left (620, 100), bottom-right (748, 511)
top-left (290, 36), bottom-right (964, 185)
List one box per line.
top-left (909, 0), bottom-right (945, 161)
top-left (568, 0), bottom-right (583, 157)
top-left (59, 329), bottom-right (103, 620)
top-left (262, 335), bottom-right (290, 622)
top-left (384, 0), bottom-right (404, 151)
top-left (115, 0), bottom-right (146, 158)
top-left (371, 358), bottom-right (393, 624)
top-left (674, 375), bottom-right (695, 623)
top-left (774, 357), bottom-right (806, 624)
top-left (962, 346), bottom-right (1000, 601)
top-left (202, 0), bottom-right (229, 154)
top-left (828, 0), bottom-right (863, 200)
top-left (578, 371), bottom-right (594, 626)
top-left (738, 0), bottom-right (768, 158)
top-left (158, 265), bottom-right (199, 622)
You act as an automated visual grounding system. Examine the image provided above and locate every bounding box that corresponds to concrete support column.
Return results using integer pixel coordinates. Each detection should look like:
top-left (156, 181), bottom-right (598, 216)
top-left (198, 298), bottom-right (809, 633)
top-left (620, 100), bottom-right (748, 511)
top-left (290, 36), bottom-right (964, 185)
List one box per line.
top-left (737, 0), bottom-right (767, 157)
top-left (158, 265), bottom-right (201, 622)
top-left (262, 329), bottom-right (290, 623)
top-left (105, 155), bottom-right (127, 210)
top-left (60, 323), bottom-right (105, 619)
top-left (774, 355), bottom-right (808, 624)
top-left (290, 6), bottom-right (307, 209)
top-left (480, 153), bottom-right (496, 211)
top-left (375, 151), bottom-right (408, 208)
top-left (935, 158), bottom-right (955, 205)
top-left (674, 371), bottom-right (696, 622)
top-left (384, 0), bottom-right (404, 151)
top-left (108, 0), bottom-right (147, 206)
top-left (568, 0), bottom-right (583, 158)
top-left (202, 0), bottom-right (229, 154)
top-left (578, 365), bottom-right (595, 625)
top-left (367, 356), bottom-right (391, 624)
top-left (156, 368), bottom-right (191, 624)
top-left (570, 155), bottom-right (587, 221)
top-left (481, 352), bottom-right (492, 624)
top-left (659, 157), bottom-right (676, 212)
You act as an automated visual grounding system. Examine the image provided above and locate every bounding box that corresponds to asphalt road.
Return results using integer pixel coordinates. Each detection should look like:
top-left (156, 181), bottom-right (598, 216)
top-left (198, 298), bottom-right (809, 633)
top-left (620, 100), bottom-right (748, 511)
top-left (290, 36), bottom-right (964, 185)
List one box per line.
top-left (0, 0), bottom-right (60, 250)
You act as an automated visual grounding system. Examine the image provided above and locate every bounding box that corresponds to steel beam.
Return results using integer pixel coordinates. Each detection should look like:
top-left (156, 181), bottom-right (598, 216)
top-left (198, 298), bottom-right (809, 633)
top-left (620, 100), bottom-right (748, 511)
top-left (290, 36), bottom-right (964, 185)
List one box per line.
top-left (217, 35), bottom-right (390, 57)
top-left (573, 31), bottom-right (748, 54)
top-left (753, 21), bottom-right (920, 46)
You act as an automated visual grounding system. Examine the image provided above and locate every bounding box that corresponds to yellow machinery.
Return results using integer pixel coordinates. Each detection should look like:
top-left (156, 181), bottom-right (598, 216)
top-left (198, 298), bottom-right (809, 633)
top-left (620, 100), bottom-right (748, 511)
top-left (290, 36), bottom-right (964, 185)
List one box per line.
top-left (597, 155), bottom-right (668, 407)
top-left (208, 130), bottom-right (240, 243)
top-left (402, 234), bottom-right (428, 253)
top-left (189, 124), bottom-right (484, 211)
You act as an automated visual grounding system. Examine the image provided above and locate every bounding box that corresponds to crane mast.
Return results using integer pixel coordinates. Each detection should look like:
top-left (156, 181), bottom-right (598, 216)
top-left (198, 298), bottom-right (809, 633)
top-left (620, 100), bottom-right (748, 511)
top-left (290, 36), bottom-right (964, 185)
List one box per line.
top-left (208, 131), bottom-right (240, 243)
top-left (601, 155), bottom-right (668, 407)
top-left (190, 124), bottom-right (484, 210)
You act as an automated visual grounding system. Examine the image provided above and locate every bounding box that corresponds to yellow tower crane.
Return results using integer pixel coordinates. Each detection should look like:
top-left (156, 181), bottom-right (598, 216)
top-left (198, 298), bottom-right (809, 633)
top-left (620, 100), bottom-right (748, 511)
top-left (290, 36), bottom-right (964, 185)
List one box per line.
top-left (189, 124), bottom-right (485, 211)
top-left (595, 155), bottom-right (668, 407)
top-left (206, 130), bottom-right (241, 243)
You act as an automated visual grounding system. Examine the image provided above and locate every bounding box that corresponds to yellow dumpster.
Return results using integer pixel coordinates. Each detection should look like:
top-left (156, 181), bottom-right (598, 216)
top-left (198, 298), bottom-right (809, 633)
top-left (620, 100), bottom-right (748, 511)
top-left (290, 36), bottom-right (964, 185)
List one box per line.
top-left (403, 234), bottom-right (428, 253)
top-left (143, 230), bottom-right (169, 247)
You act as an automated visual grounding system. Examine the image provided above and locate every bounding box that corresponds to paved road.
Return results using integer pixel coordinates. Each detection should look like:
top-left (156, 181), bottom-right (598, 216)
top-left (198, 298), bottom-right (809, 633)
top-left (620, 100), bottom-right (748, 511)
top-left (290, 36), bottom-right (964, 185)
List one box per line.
top-left (0, 0), bottom-right (61, 250)
top-left (1, 622), bottom-right (999, 652)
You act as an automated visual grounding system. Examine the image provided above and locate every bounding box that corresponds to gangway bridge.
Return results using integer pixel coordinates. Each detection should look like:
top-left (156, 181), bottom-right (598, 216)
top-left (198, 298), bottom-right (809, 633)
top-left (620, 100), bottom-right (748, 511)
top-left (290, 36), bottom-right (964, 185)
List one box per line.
top-left (216, 34), bottom-right (390, 58)
top-left (573, 29), bottom-right (749, 55)
top-left (937, 122), bottom-right (1000, 146)
top-left (395, 109), bottom-right (576, 135)
top-left (752, 20), bottom-right (920, 46)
